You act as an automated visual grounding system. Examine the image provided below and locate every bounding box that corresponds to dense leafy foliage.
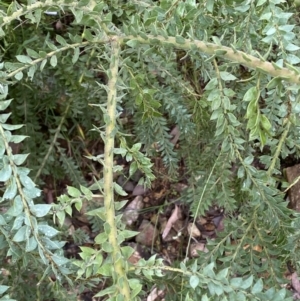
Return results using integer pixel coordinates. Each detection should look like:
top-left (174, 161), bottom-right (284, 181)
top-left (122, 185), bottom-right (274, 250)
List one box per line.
top-left (1, 0), bottom-right (300, 300)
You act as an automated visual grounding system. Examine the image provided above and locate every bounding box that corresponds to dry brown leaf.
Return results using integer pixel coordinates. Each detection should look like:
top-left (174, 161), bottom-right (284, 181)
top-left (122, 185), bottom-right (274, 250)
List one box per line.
top-left (170, 126), bottom-right (180, 145)
top-left (162, 205), bottom-right (179, 239)
top-left (147, 286), bottom-right (165, 301)
top-left (292, 272), bottom-right (300, 293)
top-left (136, 220), bottom-right (158, 246)
top-left (122, 196), bottom-right (144, 226)
top-left (132, 184), bottom-right (148, 196)
top-left (187, 223), bottom-right (201, 238)
top-left (189, 242), bottom-right (209, 257)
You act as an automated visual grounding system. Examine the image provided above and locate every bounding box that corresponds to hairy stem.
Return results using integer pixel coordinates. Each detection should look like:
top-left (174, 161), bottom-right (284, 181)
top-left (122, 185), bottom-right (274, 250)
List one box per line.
top-left (122, 35), bottom-right (300, 84)
top-left (103, 40), bottom-right (131, 300)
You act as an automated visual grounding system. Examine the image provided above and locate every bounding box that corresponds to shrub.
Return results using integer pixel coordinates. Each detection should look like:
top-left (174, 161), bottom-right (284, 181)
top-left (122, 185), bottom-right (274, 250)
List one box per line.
top-left (0, 0), bottom-right (299, 300)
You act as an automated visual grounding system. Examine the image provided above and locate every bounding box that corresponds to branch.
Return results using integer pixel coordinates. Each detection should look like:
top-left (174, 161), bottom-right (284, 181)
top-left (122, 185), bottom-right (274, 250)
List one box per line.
top-left (121, 35), bottom-right (300, 85)
top-left (2, 0), bottom-right (300, 85)
top-left (103, 40), bottom-right (131, 300)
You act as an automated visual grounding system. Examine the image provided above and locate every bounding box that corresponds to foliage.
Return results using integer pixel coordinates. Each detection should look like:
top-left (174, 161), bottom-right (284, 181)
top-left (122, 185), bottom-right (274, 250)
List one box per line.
top-left (1, 0), bottom-right (300, 300)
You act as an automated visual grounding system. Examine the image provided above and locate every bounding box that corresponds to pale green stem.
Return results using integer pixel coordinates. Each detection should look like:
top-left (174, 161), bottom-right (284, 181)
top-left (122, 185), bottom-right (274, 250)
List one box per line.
top-left (103, 40), bottom-right (131, 300)
top-left (5, 35), bottom-right (300, 86)
top-left (122, 35), bottom-right (300, 84)
top-left (267, 120), bottom-right (291, 178)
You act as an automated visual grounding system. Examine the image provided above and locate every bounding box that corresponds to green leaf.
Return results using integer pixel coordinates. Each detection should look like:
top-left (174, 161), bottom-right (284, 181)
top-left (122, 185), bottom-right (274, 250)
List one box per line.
top-left (206, 0), bottom-right (214, 12)
top-left (0, 285), bottom-right (9, 295)
top-left (131, 143), bottom-right (142, 152)
top-left (0, 139), bottom-right (5, 159)
top-left (31, 204), bottom-right (52, 217)
top-left (43, 237), bottom-right (65, 250)
top-left (40, 59), bottom-right (47, 71)
top-left (7, 195), bottom-right (23, 217)
top-left (95, 232), bottom-right (108, 244)
top-left (114, 200), bottom-right (127, 211)
top-left (82, 28), bottom-right (94, 41)
top-left (189, 275), bottom-right (200, 289)
top-left (3, 178), bottom-right (17, 200)
top-left (251, 278), bottom-right (263, 294)
top-left (23, 186), bottom-right (41, 199)
top-left (266, 27), bottom-right (276, 36)
top-left (16, 55), bottom-right (32, 64)
top-left (216, 268), bottom-right (229, 280)
top-left (119, 229), bottom-right (139, 239)
top-left (50, 55), bottom-right (57, 67)
top-left (97, 263), bottom-right (113, 277)
top-left (0, 113), bottom-right (11, 123)
top-left (267, 77), bottom-right (282, 89)
top-left (80, 185), bottom-right (93, 198)
top-left (19, 174), bottom-right (35, 189)
top-left (241, 275), bottom-right (253, 289)
top-left (38, 225), bottom-right (59, 237)
top-left (207, 282), bottom-right (223, 296)
top-left (126, 40), bottom-right (140, 48)
top-left (56, 35), bottom-right (67, 46)
top-left (38, 245), bottom-right (48, 264)
top-left (0, 163), bottom-right (12, 182)
top-left (72, 47), bottom-right (80, 64)
top-left (286, 43), bottom-right (300, 51)
top-left (220, 71), bottom-right (237, 81)
top-left (121, 245), bottom-right (134, 259)
top-left (74, 200), bottom-right (82, 211)
top-left (55, 210), bottom-right (66, 227)
top-left (12, 215), bottom-right (23, 230)
top-left (102, 241), bottom-right (113, 252)
top-left (175, 36), bottom-right (186, 44)
top-left (201, 295), bottom-right (209, 301)
top-left (205, 78), bottom-right (218, 90)
top-left (260, 115), bottom-right (272, 131)
top-left (12, 225), bottom-right (28, 242)
top-left (0, 215), bottom-right (7, 225)
top-left (227, 113), bottom-right (239, 125)
top-left (129, 161), bottom-right (138, 177)
top-left (67, 186), bottom-right (81, 198)
top-left (26, 48), bottom-right (39, 58)
top-left (128, 278), bottom-right (142, 298)
top-left (14, 72), bottom-right (23, 81)
top-left (94, 285), bottom-right (115, 297)
top-left (243, 87), bottom-right (258, 102)
top-left (244, 155), bottom-right (254, 165)
top-left (0, 99), bottom-right (13, 111)
top-left (2, 124), bottom-right (23, 130)
top-left (13, 154), bottom-right (29, 165)
top-left (51, 254), bottom-right (69, 266)
top-left (257, 0), bottom-right (267, 5)
top-left (9, 135), bottom-right (28, 144)
top-left (114, 183), bottom-right (128, 196)
top-left (25, 236), bottom-right (37, 252)
top-left (114, 147), bottom-right (127, 156)
top-left (72, 9), bottom-right (83, 23)
top-left (230, 277), bottom-right (243, 289)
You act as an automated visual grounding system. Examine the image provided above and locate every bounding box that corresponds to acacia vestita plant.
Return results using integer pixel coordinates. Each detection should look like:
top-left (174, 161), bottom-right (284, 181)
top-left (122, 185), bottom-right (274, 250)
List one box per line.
top-left (0, 0), bottom-right (300, 300)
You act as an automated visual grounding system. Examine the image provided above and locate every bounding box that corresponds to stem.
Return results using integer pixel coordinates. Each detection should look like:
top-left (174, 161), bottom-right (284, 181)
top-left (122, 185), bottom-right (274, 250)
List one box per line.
top-left (103, 40), bottom-right (131, 300)
top-left (122, 35), bottom-right (300, 84)
top-left (267, 120), bottom-right (291, 178)
top-left (5, 34), bottom-right (300, 86)
top-left (2, 2), bottom-right (300, 84)
top-left (34, 101), bottom-right (71, 182)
